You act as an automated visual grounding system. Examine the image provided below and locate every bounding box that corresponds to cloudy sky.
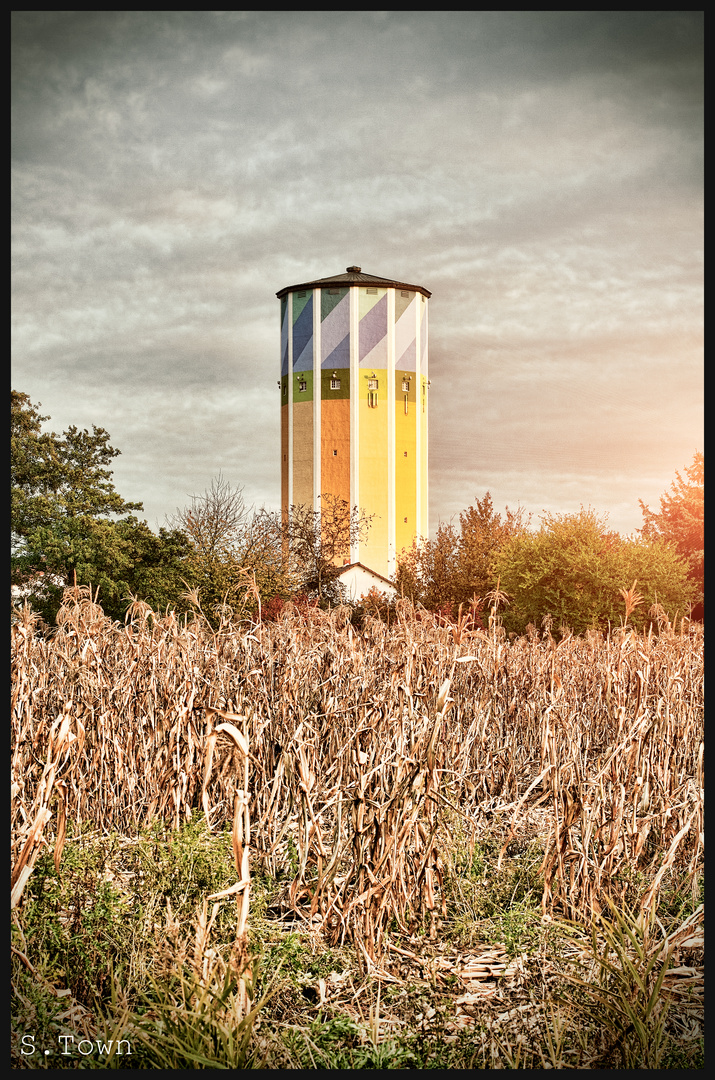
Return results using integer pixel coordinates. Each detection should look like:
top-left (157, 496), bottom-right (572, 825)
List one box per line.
top-left (12, 11), bottom-right (703, 540)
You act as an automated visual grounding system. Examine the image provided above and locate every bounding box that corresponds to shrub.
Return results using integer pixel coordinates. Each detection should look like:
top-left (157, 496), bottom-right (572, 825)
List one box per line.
top-left (492, 508), bottom-right (695, 635)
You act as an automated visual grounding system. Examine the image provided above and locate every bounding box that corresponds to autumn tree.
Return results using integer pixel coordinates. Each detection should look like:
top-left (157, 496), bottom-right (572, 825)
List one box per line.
top-left (173, 489), bottom-right (373, 614)
top-left (639, 452), bottom-right (703, 616)
top-left (281, 494), bottom-right (374, 603)
top-left (169, 473), bottom-right (250, 614)
top-left (395, 493), bottom-right (529, 612)
top-left (170, 475), bottom-right (303, 620)
top-left (171, 474), bottom-right (251, 561)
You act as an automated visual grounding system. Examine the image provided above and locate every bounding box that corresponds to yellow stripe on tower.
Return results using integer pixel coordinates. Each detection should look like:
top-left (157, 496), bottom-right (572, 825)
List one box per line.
top-left (358, 368), bottom-right (389, 577)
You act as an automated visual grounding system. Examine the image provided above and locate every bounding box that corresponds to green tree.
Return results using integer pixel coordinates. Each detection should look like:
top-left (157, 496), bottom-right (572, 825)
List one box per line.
top-left (11, 391), bottom-right (191, 623)
top-left (639, 452), bottom-right (703, 615)
top-left (12, 390), bottom-right (142, 543)
top-left (492, 508), bottom-right (695, 636)
top-left (395, 493), bottom-right (529, 611)
top-left (116, 521), bottom-right (194, 618)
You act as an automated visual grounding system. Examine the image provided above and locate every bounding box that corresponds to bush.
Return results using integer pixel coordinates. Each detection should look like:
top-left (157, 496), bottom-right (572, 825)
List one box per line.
top-left (492, 508), bottom-right (695, 635)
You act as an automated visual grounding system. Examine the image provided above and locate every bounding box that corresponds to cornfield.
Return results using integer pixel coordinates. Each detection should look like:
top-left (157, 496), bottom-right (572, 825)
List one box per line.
top-left (11, 586), bottom-right (703, 971)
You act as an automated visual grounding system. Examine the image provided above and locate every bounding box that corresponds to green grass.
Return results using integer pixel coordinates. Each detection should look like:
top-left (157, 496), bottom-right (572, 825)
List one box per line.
top-left (441, 834), bottom-right (544, 955)
top-left (11, 816), bottom-right (703, 1070)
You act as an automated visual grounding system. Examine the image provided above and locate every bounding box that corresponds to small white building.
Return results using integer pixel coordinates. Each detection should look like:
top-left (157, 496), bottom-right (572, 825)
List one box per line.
top-left (335, 562), bottom-right (397, 604)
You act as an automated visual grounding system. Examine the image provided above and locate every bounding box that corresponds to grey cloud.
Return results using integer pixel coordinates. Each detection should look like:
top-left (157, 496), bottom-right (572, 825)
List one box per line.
top-left (12, 12), bottom-right (702, 540)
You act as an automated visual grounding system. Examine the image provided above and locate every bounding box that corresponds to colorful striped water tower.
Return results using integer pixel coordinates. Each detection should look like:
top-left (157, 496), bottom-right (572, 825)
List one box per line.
top-left (277, 266), bottom-right (430, 580)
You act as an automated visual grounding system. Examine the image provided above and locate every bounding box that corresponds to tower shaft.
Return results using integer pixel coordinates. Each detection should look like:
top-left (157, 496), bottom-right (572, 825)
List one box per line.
top-left (278, 268), bottom-right (430, 579)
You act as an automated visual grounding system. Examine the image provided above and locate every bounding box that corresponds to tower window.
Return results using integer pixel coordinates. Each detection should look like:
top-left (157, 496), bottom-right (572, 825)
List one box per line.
top-left (401, 290), bottom-right (410, 298)
top-left (368, 390), bottom-right (378, 408)
top-left (404, 395), bottom-right (409, 415)
top-left (330, 377), bottom-right (341, 390)
top-left (366, 287), bottom-right (377, 294)
top-left (296, 290), bottom-right (306, 297)
top-left (401, 378), bottom-right (410, 392)
top-left (333, 449), bottom-right (338, 456)
top-left (404, 517), bottom-right (408, 523)
top-left (298, 379), bottom-right (307, 392)
top-left (283, 384), bottom-right (287, 395)
top-left (403, 451), bottom-right (408, 457)
top-left (329, 288), bottom-right (340, 294)
top-left (368, 378), bottom-right (378, 390)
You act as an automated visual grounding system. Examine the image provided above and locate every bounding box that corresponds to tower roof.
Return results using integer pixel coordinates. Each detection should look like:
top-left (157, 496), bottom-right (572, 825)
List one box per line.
top-left (276, 267), bottom-right (431, 300)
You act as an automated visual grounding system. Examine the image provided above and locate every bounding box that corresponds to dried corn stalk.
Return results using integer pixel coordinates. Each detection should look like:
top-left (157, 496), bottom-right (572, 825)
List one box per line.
top-left (11, 590), bottom-right (703, 955)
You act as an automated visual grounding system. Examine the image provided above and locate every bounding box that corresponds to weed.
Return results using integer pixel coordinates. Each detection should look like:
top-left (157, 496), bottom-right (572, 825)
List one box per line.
top-left (18, 846), bottom-right (135, 1005)
top-left (559, 899), bottom-right (677, 1068)
top-left (116, 960), bottom-right (268, 1069)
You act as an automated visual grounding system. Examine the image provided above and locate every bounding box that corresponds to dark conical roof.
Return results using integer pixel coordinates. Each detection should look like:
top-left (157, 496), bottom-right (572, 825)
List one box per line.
top-left (276, 267), bottom-right (431, 299)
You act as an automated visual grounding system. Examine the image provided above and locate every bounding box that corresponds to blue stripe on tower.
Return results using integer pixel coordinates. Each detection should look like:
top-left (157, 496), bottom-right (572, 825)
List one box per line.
top-left (321, 292), bottom-right (350, 369)
top-left (292, 296), bottom-right (313, 372)
top-left (322, 335), bottom-right (350, 370)
top-left (281, 300), bottom-right (289, 377)
top-left (396, 297), bottom-right (417, 371)
top-left (398, 338), bottom-right (416, 370)
top-left (359, 293), bottom-right (388, 366)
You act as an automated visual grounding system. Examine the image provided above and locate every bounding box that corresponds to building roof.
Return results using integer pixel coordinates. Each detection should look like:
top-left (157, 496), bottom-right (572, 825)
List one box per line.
top-left (276, 266), bottom-right (431, 300)
top-left (336, 562), bottom-right (397, 590)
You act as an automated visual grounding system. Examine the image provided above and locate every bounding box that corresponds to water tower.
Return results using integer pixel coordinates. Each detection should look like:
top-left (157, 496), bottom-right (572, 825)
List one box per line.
top-left (277, 266), bottom-right (430, 580)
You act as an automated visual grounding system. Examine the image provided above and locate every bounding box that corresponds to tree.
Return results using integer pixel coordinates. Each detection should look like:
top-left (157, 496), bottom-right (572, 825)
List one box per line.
top-left (115, 522), bottom-right (194, 618)
top-left (170, 476), bottom-right (301, 620)
top-left (170, 473), bottom-right (252, 562)
top-left (492, 507), bottom-right (695, 636)
top-left (395, 493), bottom-right (529, 612)
top-left (170, 486), bottom-right (371, 617)
top-left (169, 474), bottom-right (251, 617)
top-left (12, 391), bottom-right (142, 546)
top-left (640, 452), bottom-right (703, 615)
top-left (239, 508), bottom-right (304, 612)
top-left (11, 391), bottom-right (191, 623)
top-left (281, 494), bottom-right (374, 604)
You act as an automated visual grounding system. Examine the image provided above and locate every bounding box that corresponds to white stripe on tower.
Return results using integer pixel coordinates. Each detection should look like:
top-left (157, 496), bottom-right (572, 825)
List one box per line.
top-left (349, 285), bottom-right (360, 564)
top-left (287, 291), bottom-right (293, 509)
top-left (422, 298), bottom-right (429, 538)
top-left (386, 287), bottom-right (396, 579)
top-left (313, 288), bottom-right (321, 511)
top-left (415, 294), bottom-right (421, 537)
